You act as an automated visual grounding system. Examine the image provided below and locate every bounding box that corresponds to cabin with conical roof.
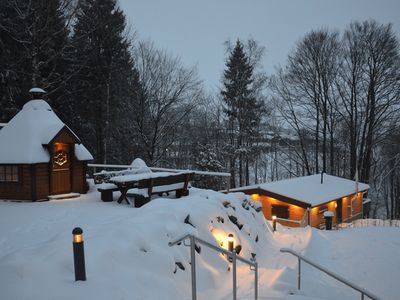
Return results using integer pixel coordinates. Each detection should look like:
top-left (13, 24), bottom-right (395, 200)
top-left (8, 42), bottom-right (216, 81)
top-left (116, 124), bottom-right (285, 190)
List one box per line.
top-left (0, 98), bottom-right (93, 201)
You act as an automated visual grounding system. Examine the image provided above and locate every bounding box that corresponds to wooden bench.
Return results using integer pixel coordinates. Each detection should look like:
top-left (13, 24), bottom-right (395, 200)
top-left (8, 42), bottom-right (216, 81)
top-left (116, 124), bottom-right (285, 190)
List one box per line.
top-left (125, 172), bottom-right (194, 207)
top-left (97, 183), bottom-right (120, 202)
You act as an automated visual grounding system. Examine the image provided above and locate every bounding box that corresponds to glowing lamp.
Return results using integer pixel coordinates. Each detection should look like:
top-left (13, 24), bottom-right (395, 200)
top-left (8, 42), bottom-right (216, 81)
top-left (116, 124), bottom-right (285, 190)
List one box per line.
top-left (72, 227), bottom-right (86, 281)
top-left (272, 215), bottom-right (277, 232)
top-left (73, 227), bottom-right (83, 243)
top-left (227, 233), bottom-right (234, 253)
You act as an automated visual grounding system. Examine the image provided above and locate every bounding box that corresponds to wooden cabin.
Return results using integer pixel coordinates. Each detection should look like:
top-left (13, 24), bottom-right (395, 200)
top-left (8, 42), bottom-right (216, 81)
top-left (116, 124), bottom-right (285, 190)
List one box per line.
top-left (230, 174), bottom-right (369, 229)
top-left (0, 99), bottom-right (93, 201)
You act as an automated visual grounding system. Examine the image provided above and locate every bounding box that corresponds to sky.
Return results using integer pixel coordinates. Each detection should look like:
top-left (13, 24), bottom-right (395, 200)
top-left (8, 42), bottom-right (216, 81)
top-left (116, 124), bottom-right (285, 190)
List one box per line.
top-left (119, 0), bottom-right (400, 91)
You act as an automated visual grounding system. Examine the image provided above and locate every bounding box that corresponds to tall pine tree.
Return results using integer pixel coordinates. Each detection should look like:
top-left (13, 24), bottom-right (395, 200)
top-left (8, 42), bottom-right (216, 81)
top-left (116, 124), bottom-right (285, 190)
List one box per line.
top-left (70, 0), bottom-right (140, 163)
top-left (0, 0), bottom-right (70, 119)
top-left (221, 40), bottom-right (264, 187)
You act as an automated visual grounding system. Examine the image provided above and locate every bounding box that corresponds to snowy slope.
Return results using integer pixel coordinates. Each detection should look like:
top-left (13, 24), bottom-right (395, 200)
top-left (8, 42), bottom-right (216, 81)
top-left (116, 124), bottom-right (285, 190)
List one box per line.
top-left (0, 184), bottom-right (398, 300)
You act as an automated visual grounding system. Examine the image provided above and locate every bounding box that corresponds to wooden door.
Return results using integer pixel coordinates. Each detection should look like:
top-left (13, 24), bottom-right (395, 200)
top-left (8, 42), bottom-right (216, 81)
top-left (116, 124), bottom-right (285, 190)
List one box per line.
top-left (51, 143), bottom-right (71, 194)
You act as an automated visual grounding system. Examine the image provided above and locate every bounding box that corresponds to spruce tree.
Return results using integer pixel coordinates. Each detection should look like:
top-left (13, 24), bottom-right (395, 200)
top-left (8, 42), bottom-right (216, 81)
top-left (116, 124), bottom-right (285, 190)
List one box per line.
top-left (221, 40), bottom-right (264, 187)
top-left (0, 0), bottom-right (70, 118)
top-left (70, 0), bottom-right (140, 163)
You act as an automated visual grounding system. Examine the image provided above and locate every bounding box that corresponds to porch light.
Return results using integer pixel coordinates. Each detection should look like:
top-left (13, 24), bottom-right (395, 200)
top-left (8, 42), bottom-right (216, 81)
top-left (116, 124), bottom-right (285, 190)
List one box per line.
top-left (272, 215), bottom-right (277, 232)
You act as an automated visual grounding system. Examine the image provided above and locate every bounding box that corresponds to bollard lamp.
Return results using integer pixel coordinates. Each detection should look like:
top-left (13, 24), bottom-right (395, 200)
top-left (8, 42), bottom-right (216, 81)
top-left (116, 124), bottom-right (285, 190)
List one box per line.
top-left (72, 227), bottom-right (86, 281)
top-left (272, 215), bottom-right (277, 232)
top-left (227, 233), bottom-right (234, 252)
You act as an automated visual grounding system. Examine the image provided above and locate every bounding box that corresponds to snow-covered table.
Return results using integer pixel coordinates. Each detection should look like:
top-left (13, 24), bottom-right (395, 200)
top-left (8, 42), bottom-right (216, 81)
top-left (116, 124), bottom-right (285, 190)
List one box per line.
top-left (109, 171), bottom-right (194, 206)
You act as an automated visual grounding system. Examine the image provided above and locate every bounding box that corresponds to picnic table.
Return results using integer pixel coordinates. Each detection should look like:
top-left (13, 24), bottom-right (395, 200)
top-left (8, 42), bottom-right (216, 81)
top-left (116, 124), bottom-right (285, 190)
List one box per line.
top-left (106, 171), bottom-right (194, 207)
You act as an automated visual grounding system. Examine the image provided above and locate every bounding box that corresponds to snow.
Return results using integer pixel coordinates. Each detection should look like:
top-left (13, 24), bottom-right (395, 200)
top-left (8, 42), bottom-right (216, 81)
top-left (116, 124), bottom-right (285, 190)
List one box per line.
top-left (323, 211), bottom-right (334, 217)
top-left (111, 171), bottom-right (189, 183)
top-left (0, 184), bottom-right (398, 300)
top-left (29, 87), bottom-right (46, 94)
top-left (75, 144), bottom-right (94, 161)
top-left (231, 174), bottom-right (370, 207)
top-left (128, 182), bottom-right (186, 198)
top-left (0, 100), bottom-right (92, 164)
top-left (130, 157), bottom-right (152, 173)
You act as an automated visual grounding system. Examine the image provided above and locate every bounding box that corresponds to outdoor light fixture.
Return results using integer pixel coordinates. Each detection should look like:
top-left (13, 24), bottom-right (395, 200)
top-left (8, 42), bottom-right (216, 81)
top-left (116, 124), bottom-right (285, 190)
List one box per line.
top-left (227, 233), bottom-right (234, 252)
top-left (72, 227), bottom-right (86, 281)
top-left (272, 215), bottom-right (277, 232)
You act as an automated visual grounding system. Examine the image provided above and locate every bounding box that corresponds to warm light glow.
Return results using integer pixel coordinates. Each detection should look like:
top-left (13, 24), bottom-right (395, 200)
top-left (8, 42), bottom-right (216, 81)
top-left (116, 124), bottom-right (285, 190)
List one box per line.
top-left (334, 202), bottom-right (338, 208)
top-left (73, 234), bottom-right (83, 243)
top-left (210, 228), bottom-right (236, 250)
top-left (250, 194), bottom-right (260, 200)
top-left (228, 233), bottom-right (234, 242)
top-left (272, 215), bottom-right (277, 220)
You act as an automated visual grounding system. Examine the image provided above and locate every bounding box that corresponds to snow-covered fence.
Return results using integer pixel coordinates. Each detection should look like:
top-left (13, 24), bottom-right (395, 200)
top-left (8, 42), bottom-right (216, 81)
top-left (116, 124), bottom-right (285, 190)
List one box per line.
top-left (87, 163), bottom-right (232, 190)
top-left (341, 218), bottom-right (400, 229)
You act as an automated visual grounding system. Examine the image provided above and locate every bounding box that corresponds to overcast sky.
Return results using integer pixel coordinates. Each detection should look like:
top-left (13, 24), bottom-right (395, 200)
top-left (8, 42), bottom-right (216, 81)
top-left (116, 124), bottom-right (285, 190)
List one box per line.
top-left (119, 0), bottom-right (400, 91)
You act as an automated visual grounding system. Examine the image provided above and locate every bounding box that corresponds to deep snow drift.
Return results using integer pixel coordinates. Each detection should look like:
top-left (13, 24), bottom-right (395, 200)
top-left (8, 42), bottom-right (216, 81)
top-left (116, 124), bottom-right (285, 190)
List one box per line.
top-left (0, 184), bottom-right (399, 300)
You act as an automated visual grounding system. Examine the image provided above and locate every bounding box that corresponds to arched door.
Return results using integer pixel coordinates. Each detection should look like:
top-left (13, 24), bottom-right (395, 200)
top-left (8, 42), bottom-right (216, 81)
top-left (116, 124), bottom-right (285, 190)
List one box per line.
top-left (51, 142), bottom-right (71, 194)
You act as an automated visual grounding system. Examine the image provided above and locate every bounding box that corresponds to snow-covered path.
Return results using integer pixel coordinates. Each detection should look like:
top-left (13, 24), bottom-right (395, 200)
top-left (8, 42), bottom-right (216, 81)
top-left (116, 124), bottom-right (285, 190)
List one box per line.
top-left (0, 185), bottom-right (399, 300)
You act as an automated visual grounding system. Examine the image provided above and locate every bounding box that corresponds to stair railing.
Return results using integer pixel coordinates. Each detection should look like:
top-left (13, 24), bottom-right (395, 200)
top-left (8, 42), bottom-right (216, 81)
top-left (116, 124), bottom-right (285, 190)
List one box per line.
top-left (169, 234), bottom-right (258, 300)
top-left (280, 248), bottom-right (381, 300)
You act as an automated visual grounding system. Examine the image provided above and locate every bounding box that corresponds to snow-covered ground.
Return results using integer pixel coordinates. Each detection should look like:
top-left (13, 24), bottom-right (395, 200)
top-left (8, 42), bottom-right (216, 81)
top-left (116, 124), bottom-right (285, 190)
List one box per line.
top-left (0, 183), bottom-right (399, 300)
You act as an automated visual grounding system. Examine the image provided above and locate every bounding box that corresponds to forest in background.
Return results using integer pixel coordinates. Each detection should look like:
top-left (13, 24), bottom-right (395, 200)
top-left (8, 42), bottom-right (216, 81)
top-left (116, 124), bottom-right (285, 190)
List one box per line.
top-left (1, 0), bottom-right (399, 219)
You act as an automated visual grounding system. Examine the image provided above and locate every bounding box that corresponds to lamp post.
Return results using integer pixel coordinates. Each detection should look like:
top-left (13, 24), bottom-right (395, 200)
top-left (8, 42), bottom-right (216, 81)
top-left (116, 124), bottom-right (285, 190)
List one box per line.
top-left (272, 215), bottom-right (277, 232)
top-left (72, 227), bottom-right (86, 281)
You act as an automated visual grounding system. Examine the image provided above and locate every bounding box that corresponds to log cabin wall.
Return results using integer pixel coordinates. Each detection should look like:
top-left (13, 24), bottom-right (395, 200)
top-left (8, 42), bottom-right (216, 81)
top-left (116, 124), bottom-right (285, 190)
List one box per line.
top-left (0, 165), bottom-right (33, 200)
top-left (71, 160), bottom-right (88, 193)
top-left (341, 192), bottom-right (363, 222)
top-left (35, 163), bottom-right (49, 200)
top-left (310, 201), bottom-right (337, 228)
top-left (250, 194), bottom-right (307, 227)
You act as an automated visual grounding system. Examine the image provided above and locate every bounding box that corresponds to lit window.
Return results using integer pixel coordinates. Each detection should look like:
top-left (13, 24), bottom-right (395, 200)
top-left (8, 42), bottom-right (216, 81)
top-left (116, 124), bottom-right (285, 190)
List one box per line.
top-left (0, 165), bottom-right (19, 182)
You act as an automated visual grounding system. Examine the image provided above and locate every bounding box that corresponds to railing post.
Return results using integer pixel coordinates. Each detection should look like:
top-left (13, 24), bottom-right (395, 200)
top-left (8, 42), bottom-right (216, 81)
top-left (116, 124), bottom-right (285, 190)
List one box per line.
top-left (361, 293), bottom-right (364, 300)
top-left (254, 262), bottom-right (258, 300)
top-left (232, 250), bottom-right (237, 300)
top-left (298, 257), bottom-right (301, 290)
top-left (190, 235), bottom-right (197, 300)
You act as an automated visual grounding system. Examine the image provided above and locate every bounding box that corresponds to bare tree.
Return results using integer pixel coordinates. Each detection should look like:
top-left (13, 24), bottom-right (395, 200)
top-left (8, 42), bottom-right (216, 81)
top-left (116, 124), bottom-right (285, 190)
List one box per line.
top-left (133, 40), bottom-right (203, 164)
top-left (337, 21), bottom-right (400, 183)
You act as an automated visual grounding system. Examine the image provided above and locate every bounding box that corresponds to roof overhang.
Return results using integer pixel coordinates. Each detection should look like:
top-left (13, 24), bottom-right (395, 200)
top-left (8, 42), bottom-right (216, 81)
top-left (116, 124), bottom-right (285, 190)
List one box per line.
top-left (236, 187), bottom-right (312, 209)
top-left (234, 186), bottom-right (369, 208)
top-left (45, 125), bottom-right (81, 146)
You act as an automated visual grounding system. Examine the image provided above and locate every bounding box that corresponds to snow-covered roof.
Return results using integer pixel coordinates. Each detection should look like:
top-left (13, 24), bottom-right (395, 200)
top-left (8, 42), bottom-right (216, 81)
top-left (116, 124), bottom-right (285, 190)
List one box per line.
top-left (230, 174), bottom-right (369, 207)
top-left (0, 99), bottom-right (93, 164)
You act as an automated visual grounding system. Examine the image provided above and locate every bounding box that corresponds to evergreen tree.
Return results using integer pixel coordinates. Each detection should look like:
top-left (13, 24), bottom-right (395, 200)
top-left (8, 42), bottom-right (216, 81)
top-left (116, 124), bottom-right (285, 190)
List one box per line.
top-left (221, 40), bottom-right (264, 187)
top-left (70, 0), bottom-right (139, 163)
top-left (0, 0), bottom-right (70, 119)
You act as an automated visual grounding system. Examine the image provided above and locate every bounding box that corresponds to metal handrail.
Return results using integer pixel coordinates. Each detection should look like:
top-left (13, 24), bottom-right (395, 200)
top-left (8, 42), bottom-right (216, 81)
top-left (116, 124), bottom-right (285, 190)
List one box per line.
top-left (169, 234), bottom-right (258, 300)
top-left (280, 248), bottom-right (381, 300)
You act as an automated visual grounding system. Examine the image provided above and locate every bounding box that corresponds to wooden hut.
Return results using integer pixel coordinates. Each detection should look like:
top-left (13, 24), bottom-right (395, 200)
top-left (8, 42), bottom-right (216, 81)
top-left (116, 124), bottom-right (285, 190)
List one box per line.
top-left (0, 99), bottom-right (93, 201)
top-left (230, 174), bottom-right (369, 228)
